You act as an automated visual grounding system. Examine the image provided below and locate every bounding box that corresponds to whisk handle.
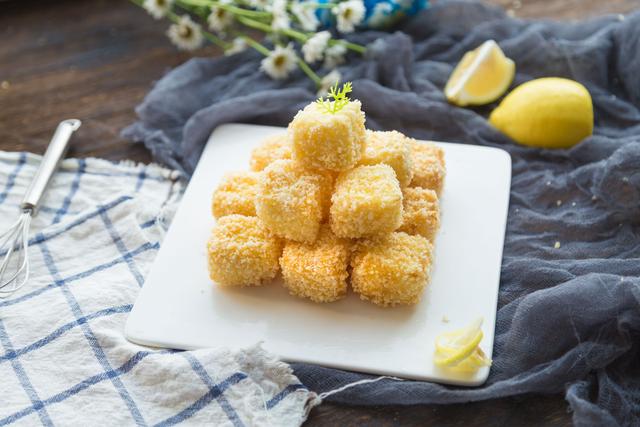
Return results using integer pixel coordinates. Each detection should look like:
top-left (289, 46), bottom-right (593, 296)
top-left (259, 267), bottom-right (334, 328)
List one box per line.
top-left (21, 119), bottom-right (82, 213)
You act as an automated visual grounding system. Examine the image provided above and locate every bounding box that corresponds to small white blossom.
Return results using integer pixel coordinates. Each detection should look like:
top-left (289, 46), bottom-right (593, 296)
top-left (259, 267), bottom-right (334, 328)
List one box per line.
top-left (318, 69), bottom-right (342, 95)
top-left (208, 2), bottom-right (234, 33)
top-left (261, 44), bottom-right (297, 80)
top-left (167, 15), bottom-right (204, 51)
top-left (291, 1), bottom-right (320, 31)
top-left (323, 43), bottom-right (347, 69)
top-left (332, 0), bottom-right (365, 33)
top-left (225, 37), bottom-right (248, 56)
top-left (367, 2), bottom-right (393, 28)
top-left (269, 0), bottom-right (291, 31)
top-left (143, 0), bottom-right (174, 19)
top-left (302, 31), bottom-right (330, 63)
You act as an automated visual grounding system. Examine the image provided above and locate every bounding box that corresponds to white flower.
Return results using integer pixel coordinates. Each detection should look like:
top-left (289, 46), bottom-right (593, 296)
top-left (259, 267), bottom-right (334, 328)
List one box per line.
top-left (143, 0), bottom-right (174, 19)
top-left (318, 69), bottom-right (342, 95)
top-left (269, 0), bottom-right (291, 31)
top-left (207, 3), bottom-right (234, 33)
top-left (167, 15), bottom-right (204, 51)
top-left (225, 37), bottom-right (248, 56)
top-left (367, 2), bottom-right (393, 28)
top-left (323, 43), bottom-right (347, 69)
top-left (261, 44), bottom-right (298, 80)
top-left (302, 31), bottom-right (330, 63)
top-left (291, 1), bottom-right (320, 31)
top-left (332, 0), bottom-right (365, 33)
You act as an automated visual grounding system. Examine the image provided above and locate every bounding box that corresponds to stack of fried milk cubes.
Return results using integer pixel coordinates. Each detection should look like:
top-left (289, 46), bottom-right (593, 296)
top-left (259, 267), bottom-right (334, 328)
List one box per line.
top-left (208, 97), bottom-right (445, 307)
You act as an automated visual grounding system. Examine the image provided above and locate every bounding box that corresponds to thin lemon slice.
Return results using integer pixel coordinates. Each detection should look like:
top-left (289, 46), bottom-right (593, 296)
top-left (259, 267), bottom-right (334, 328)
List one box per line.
top-left (434, 318), bottom-right (492, 369)
top-left (445, 40), bottom-right (515, 107)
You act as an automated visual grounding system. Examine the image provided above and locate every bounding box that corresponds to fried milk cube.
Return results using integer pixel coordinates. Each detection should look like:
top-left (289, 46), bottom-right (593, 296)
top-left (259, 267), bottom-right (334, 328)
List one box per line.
top-left (289, 101), bottom-right (366, 171)
top-left (207, 215), bottom-right (282, 286)
top-left (359, 130), bottom-right (414, 188)
top-left (330, 164), bottom-right (403, 238)
top-left (212, 171), bottom-right (259, 218)
top-left (398, 187), bottom-right (440, 240)
top-left (280, 225), bottom-right (350, 302)
top-left (249, 134), bottom-right (292, 172)
top-left (410, 141), bottom-right (446, 195)
top-left (351, 232), bottom-right (432, 307)
top-left (256, 159), bottom-right (332, 243)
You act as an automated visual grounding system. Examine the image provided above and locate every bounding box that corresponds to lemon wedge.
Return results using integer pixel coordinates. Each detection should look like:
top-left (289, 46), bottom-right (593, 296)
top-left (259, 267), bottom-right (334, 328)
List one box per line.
top-left (489, 77), bottom-right (594, 149)
top-left (434, 318), bottom-right (492, 370)
top-left (445, 40), bottom-right (515, 106)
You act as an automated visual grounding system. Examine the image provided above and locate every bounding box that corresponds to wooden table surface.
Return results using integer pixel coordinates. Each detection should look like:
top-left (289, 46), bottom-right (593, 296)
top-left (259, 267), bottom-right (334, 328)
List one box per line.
top-left (1, 0), bottom-right (638, 425)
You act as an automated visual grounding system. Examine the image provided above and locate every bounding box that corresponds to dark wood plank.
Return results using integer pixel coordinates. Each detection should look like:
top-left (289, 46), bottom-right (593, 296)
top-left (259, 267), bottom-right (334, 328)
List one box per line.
top-left (1, 0), bottom-right (636, 426)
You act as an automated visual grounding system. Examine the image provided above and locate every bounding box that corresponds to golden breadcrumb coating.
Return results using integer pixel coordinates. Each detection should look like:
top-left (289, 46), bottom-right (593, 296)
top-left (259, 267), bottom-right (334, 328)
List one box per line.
top-left (208, 215), bottom-right (282, 286)
top-left (280, 225), bottom-right (350, 302)
top-left (256, 159), bottom-right (332, 243)
top-left (359, 130), bottom-right (414, 188)
top-left (249, 134), bottom-right (292, 172)
top-left (212, 171), bottom-right (259, 218)
top-left (330, 164), bottom-right (403, 238)
top-left (398, 187), bottom-right (440, 240)
top-left (351, 232), bottom-right (432, 307)
top-left (289, 101), bottom-right (366, 171)
top-left (410, 141), bottom-right (446, 195)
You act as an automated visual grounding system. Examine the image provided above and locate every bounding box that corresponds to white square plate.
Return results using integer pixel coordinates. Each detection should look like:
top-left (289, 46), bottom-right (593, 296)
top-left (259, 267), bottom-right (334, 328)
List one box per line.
top-left (125, 123), bottom-right (511, 386)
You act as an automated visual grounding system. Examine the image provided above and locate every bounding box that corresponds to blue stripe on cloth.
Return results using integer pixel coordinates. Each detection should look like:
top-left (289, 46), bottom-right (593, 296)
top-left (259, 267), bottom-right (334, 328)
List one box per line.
top-left (52, 158), bottom-right (86, 224)
top-left (0, 152), bottom-right (27, 205)
top-left (182, 353), bottom-right (245, 427)
top-left (100, 211), bottom-right (145, 287)
top-left (0, 350), bottom-right (165, 426)
top-left (0, 319), bottom-right (54, 427)
top-left (0, 305), bottom-right (132, 364)
top-left (140, 218), bottom-right (156, 229)
top-left (0, 241), bottom-right (158, 308)
top-left (266, 383), bottom-right (308, 409)
top-left (154, 372), bottom-right (248, 427)
top-left (39, 242), bottom-right (148, 426)
top-left (0, 195), bottom-right (133, 258)
top-left (134, 169), bottom-right (146, 192)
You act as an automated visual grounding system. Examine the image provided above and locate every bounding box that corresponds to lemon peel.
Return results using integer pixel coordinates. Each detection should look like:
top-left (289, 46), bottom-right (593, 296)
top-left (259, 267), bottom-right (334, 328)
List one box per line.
top-left (434, 318), bottom-right (492, 370)
top-left (444, 40), bottom-right (515, 106)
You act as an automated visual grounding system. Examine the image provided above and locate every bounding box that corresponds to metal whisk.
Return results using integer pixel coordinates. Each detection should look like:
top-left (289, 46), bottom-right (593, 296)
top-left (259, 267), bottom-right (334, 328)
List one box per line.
top-left (0, 119), bottom-right (81, 297)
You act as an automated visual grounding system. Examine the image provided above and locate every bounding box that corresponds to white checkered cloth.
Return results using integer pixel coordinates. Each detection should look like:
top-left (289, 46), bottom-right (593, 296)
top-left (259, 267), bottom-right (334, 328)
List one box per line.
top-left (0, 152), bottom-right (319, 426)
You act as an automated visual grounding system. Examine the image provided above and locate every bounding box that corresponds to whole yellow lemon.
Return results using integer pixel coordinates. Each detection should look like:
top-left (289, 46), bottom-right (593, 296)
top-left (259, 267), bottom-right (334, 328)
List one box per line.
top-left (489, 77), bottom-right (593, 149)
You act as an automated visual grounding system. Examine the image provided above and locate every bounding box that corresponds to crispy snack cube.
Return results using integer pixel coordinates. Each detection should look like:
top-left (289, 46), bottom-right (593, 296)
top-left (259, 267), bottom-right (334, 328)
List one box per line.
top-left (256, 159), bottom-right (332, 243)
top-left (351, 232), bottom-right (432, 307)
top-left (280, 225), bottom-right (350, 302)
top-left (398, 187), bottom-right (440, 240)
top-left (410, 141), bottom-right (446, 195)
top-left (359, 130), bottom-right (414, 188)
top-left (289, 101), bottom-right (366, 171)
top-left (207, 215), bottom-right (282, 286)
top-left (249, 134), bottom-right (291, 172)
top-left (212, 171), bottom-right (259, 218)
top-left (330, 164), bottom-right (403, 238)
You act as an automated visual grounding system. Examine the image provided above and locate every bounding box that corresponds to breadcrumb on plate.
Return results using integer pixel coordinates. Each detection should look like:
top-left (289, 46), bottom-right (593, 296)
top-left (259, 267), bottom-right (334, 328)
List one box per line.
top-left (410, 141), bottom-right (446, 195)
top-left (330, 164), bottom-right (403, 239)
top-left (212, 171), bottom-right (259, 218)
top-left (207, 215), bottom-right (282, 287)
top-left (359, 130), bottom-right (414, 188)
top-left (398, 187), bottom-right (440, 240)
top-left (280, 225), bottom-right (350, 302)
top-left (249, 134), bottom-right (292, 172)
top-left (256, 159), bottom-right (332, 243)
top-left (351, 232), bottom-right (432, 307)
top-left (289, 101), bottom-right (366, 171)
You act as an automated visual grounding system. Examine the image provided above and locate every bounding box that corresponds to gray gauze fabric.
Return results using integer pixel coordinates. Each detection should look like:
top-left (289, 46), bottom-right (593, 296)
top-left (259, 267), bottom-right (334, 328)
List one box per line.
top-left (123, 1), bottom-right (640, 425)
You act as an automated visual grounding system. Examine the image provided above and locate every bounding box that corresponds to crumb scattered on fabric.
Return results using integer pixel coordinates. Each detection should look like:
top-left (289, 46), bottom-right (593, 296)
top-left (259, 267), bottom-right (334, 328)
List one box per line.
top-left (618, 14), bottom-right (625, 21)
top-left (622, 177), bottom-right (629, 183)
top-left (554, 241), bottom-right (561, 249)
top-left (506, 9), bottom-right (516, 17)
top-left (571, 202), bottom-right (576, 207)
top-left (1, 81), bottom-right (9, 89)
top-left (592, 195), bottom-right (598, 201)
top-left (546, 181), bottom-right (551, 186)
top-left (556, 200), bottom-right (562, 206)
top-left (442, 315), bottom-right (449, 323)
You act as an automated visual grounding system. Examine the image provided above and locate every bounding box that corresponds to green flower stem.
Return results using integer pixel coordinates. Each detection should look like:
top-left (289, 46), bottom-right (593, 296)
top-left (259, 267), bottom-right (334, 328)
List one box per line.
top-left (297, 58), bottom-right (322, 85)
top-left (179, 0), bottom-right (271, 18)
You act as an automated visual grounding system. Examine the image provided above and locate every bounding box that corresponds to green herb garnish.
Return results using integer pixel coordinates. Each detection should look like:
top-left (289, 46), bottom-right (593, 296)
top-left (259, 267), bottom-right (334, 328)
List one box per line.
top-left (316, 82), bottom-right (353, 114)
